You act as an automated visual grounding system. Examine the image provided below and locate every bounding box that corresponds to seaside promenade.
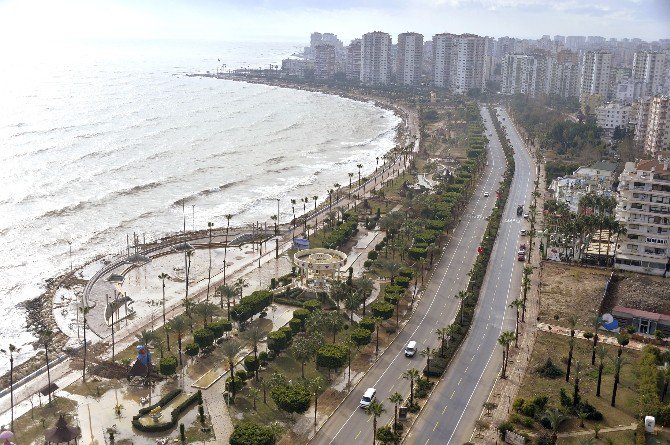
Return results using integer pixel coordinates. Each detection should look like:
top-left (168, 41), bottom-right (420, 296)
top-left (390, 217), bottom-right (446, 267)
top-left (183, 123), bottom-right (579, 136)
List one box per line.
top-left (0, 94), bottom-right (420, 443)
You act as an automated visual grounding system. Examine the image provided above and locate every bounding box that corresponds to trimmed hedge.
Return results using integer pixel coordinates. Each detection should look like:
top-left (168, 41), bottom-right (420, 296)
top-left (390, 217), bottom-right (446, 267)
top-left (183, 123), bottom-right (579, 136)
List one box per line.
top-left (159, 356), bottom-right (178, 376)
top-left (208, 320), bottom-right (227, 338)
top-left (193, 328), bottom-right (214, 349)
top-left (267, 330), bottom-right (289, 354)
top-left (230, 420), bottom-right (275, 445)
top-left (303, 299), bottom-right (321, 312)
top-left (132, 390), bottom-right (202, 433)
top-left (184, 342), bottom-right (199, 357)
top-left (350, 327), bottom-right (372, 346)
top-left (359, 317), bottom-right (376, 332)
top-left (244, 355), bottom-right (260, 374)
top-left (316, 344), bottom-right (347, 371)
top-left (370, 301), bottom-right (394, 320)
top-left (231, 290), bottom-right (273, 324)
top-left (395, 276), bottom-right (411, 288)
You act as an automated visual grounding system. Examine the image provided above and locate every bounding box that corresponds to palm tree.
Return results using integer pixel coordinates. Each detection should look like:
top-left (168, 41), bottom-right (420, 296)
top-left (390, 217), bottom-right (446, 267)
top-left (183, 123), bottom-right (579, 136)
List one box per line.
top-left (334, 183), bottom-right (341, 201)
top-left (611, 355), bottom-right (625, 407)
top-left (168, 315), bottom-right (188, 367)
top-left (185, 250), bottom-right (193, 299)
top-left (182, 296), bottom-right (194, 332)
top-left (244, 326), bottom-right (263, 368)
top-left (234, 277), bottom-right (248, 300)
top-left (271, 214), bottom-right (278, 236)
top-left (221, 339), bottom-right (242, 403)
top-left (590, 314), bottom-right (601, 365)
top-left (80, 306), bottom-right (90, 382)
top-left (193, 301), bottom-right (218, 327)
top-left (497, 331), bottom-right (515, 379)
top-left (310, 376), bottom-right (324, 426)
top-left (420, 347), bottom-right (435, 380)
top-left (357, 163), bottom-right (363, 186)
top-left (163, 322), bottom-right (172, 351)
top-left (312, 196), bottom-right (319, 228)
top-left (456, 291), bottom-right (468, 325)
top-left (1, 344), bottom-right (19, 430)
top-left (510, 299), bottom-right (524, 347)
top-left (207, 221), bottom-right (214, 301)
top-left (373, 317), bottom-right (383, 355)
top-left (596, 345), bottom-right (607, 397)
top-left (224, 214), bottom-right (233, 284)
top-left (348, 172), bottom-right (354, 198)
top-left (217, 284), bottom-right (236, 318)
top-left (159, 273), bottom-right (169, 327)
top-left (248, 387), bottom-right (260, 411)
top-left (521, 266), bottom-right (533, 321)
top-left (344, 289), bottom-right (363, 325)
top-left (40, 329), bottom-right (54, 403)
top-left (572, 360), bottom-right (582, 407)
top-left (436, 327), bottom-right (449, 357)
top-left (389, 392), bottom-right (403, 431)
top-left (365, 400), bottom-right (384, 444)
top-left (291, 198), bottom-right (297, 239)
top-left (291, 337), bottom-right (314, 379)
top-left (543, 408), bottom-right (568, 443)
top-left (260, 377), bottom-right (271, 404)
top-left (566, 317), bottom-right (577, 382)
top-left (402, 368), bottom-right (420, 405)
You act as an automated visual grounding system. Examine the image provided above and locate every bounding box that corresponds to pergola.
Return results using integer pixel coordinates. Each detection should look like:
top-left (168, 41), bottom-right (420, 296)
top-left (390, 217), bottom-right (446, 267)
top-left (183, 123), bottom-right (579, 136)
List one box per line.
top-left (44, 415), bottom-right (81, 444)
top-left (293, 248), bottom-right (347, 291)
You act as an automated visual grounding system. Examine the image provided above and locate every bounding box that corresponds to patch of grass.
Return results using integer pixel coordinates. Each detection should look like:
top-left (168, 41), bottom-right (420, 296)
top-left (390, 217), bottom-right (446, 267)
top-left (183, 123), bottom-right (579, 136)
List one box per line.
top-left (66, 377), bottom-right (125, 398)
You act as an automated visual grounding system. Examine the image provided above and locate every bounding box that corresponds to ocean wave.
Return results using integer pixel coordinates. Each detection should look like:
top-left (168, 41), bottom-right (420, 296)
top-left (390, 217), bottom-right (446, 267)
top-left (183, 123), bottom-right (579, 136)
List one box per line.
top-left (171, 179), bottom-right (247, 206)
top-left (264, 156), bottom-right (285, 164)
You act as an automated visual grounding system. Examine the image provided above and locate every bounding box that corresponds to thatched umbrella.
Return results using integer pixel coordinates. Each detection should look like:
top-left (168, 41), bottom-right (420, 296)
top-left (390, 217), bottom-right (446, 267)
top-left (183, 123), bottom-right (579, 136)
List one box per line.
top-left (44, 415), bottom-right (81, 444)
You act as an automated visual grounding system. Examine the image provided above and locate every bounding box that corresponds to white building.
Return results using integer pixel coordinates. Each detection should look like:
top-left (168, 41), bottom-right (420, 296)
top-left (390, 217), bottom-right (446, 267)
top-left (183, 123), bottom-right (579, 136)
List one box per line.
top-left (644, 96), bottom-right (670, 156)
top-left (361, 31), bottom-right (392, 85)
top-left (635, 97), bottom-right (653, 147)
top-left (346, 39), bottom-right (361, 81)
top-left (432, 33), bottom-right (486, 94)
top-left (549, 160), bottom-right (617, 213)
top-left (580, 51), bottom-right (612, 104)
top-left (281, 58), bottom-right (308, 78)
top-left (501, 54), bottom-right (535, 95)
top-left (615, 158), bottom-right (670, 276)
top-left (633, 51), bottom-right (667, 97)
top-left (596, 103), bottom-right (632, 130)
top-left (396, 32), bottom-right (423, 86)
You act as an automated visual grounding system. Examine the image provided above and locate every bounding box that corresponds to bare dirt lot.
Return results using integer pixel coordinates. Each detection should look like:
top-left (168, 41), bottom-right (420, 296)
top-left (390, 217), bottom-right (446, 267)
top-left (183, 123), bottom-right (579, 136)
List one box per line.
top-left (604, 271), bottom-right (670, 314)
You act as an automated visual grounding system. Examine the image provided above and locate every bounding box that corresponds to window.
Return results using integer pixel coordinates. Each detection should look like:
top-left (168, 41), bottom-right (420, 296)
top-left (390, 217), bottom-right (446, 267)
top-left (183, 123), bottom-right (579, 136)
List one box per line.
top-left (639, 318), bottom-right (651, 334)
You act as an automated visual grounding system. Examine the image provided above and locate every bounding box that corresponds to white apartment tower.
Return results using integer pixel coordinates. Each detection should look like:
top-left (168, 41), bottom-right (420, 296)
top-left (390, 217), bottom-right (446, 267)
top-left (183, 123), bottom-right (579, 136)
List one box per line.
top-left (361, 31), bottom-right (392, 85)
top-left (501, 54), bottom-right (535, 95)
top-left (615, 158), bottom-right (670, 276)
top-left (432, 33), bottom-right (486, 94)
top-left (644, 97), bottom-right (670, 156)
top-left (346, 39), bottom-right (362, 81)
top-left (579, 51), bottom-right (612, 103)
top-left (633, 51), bottom-right (667, 97)
top-left (396, 32), bottom-right (423, 86)
top-left (314, 43), bottom-right (337, 80)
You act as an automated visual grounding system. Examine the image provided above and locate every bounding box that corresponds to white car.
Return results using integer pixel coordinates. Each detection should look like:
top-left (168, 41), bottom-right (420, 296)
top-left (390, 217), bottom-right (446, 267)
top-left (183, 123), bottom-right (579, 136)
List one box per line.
top-left (520, 229), bottom-right (527, 236)
top-left (360, 388), bottom-right (377, 409)
top-left (405, 341), bottom-right (417, 357)
top-left (523, 213), bottom-right (529, 219)
top-left (484, 192), bottom-right (490, 197)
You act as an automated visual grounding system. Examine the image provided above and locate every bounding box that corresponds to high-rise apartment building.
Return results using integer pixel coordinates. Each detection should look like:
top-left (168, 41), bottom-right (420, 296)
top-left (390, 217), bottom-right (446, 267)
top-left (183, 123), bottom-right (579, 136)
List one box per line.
top-left (346, 39), bottom-right (361, 81)
top-left (644, 97), bottom-right (670, 156)
top-left (314, 43), bottom-right (337, 80)
top-left (635, 97), bottom-right (653, 147)
top-left (432, 33), bottom-right (486, 94)
top-left (550, 61), bottom-right (580, 98)
top-left (580, 51), bottom-right (613, 103)
top-left (360, 31), bottom-right (392, 85)
top-left (615, 158), bottom-right (670, 276)
top-left (501, 54), bottom-right (535, 95)
top-left (396, 32), bottom-right (423, 86)
top-left (633, 51), bottom-right (667, 97)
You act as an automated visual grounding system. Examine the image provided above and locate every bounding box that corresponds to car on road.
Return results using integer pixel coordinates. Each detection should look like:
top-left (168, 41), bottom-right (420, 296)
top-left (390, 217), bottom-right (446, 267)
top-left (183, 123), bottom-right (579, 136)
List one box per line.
top-left (520, 229), bottom-right (527, 236)
top-left (360, 388), bottom-right (376, 409)
top-left (517, 250), bottom-right (526, 261)
top-left (484, 192), bottom-right (489, 197)
top-left (516, 204), bottom-right (524, 216)
top-left (405, 341), bottom-right (417, 357)
top-left (523, 212), bottom-right (529, 219)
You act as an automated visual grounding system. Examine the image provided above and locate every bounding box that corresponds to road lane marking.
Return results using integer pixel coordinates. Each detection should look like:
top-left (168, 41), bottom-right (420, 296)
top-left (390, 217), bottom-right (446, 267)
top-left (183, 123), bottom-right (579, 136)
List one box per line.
top-left (355, 431), bottom-right (361, 440)
top-left (433, 421), bottom-right (439, 432)
top-left (442, 404), bottom-right (448, 415)
top-left (450, 391), bottom-right (455, 399)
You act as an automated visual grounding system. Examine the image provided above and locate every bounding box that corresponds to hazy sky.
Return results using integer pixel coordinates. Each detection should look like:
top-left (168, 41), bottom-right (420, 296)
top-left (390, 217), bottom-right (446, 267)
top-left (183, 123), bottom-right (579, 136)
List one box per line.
top-left (0, 0), bottom-right (668, 46)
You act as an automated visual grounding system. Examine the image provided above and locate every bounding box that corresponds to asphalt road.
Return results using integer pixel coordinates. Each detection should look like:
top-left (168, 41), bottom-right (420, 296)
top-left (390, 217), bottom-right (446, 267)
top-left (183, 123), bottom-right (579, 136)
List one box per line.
top-left (405, 106), bottom-right (535, 445)
top-left (310, 107), bottom-right (508, 445)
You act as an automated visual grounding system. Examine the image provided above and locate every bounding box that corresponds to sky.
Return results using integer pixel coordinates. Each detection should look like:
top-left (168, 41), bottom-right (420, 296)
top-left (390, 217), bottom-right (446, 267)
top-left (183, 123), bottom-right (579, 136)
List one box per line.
top-left (0, 0), bottom-right (668, 47)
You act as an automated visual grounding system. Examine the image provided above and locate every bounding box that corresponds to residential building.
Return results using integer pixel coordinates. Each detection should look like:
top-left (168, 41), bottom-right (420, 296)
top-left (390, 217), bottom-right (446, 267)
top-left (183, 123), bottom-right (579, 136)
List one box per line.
top-left (501, 54), bottom-right (535, 96)
top-left (565, 35), bottom-right (586, 51)
top-left (281, 58), bottom-right (308, 78)
top-left (635, 97), bottom-right (653, 147)
top-left (580, 51), bottom-right (613, 104)
top-left (615, 158), bottom-right (670, 276)
top-left (346, 39), bottom-right (361, 81)
top-left (633, 51), bottom-right (667, 97)
top-left (549, 160), bottom-right (617, 213)
top-left (361, 31), bottom-right (392, 85)
top-left (314, 43), bottom-right (337, 80)
top-left (432, 33), bottom-right (486, 94)
top-left (396, 32), bottom-right (423, 86)
top-left (596, 103), bottom-right (632, 130)
top-left (644, 96), bottom-right (670, 155)
top-left (550, 61), bottom-right (580, 98)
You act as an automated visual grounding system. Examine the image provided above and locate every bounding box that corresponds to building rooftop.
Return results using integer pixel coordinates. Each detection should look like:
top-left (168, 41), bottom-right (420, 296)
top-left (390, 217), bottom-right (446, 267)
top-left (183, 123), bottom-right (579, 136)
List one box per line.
top-left (636, 158), bottom-right (670, 173)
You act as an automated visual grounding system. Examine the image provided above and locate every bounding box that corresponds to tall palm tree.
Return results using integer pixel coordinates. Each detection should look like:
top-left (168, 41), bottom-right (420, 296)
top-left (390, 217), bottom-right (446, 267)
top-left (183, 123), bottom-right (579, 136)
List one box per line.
top-left (244, 327), bottom-right (263, 381)
top-left (611, 355), bottom-right (625, 407)
top-left (207, 221), bottom-right (214, 300)
top-left (521, 266), bottom-right (533, 321)
top-left (159, 273), bottom-right (169, 327)
top-left (312, 195), bottom-right (319, 228)
top-left (510, 299), bottom-right (524, 347)
top-left (234, 277), bottom-right (248, 301)
top-left (185, 250), bottom-right (193, 299)
top-left (566, 317), bottom-right (577, 382)
top-left (595, 345), bottom-right (607, 397)
top-left (590, 314), bottom-right (601, 366)
top-left (389, 392), bottom-right (403, 431)
top-left (248, 387), bottom-right (260, 411)
top-left (224, 214), bottom-right (233, 285)
top-left (1, 344), bottom-right (19, 429)
top-left (182, 296), bottom-right (194, 332)
top-left (402, 368), bottom-right (420, 405)
top-left (436, 327), bottom-right (449, 357)
top-left (365, 400), bottom-right (384, 444)
top-left (80, 306), bottom-right (90, 382)
top-left (572, 360), bottom-right (582, 407)
top-left (456, 291), bottom-right (468, 325)
top-left (497, 331), bottom-right (515, 379)
top-left (163, 322), bottom-right (172, 352)
top-left (357, 164), bottom-right (363, 186)
top-left (221, 339), bottom-right (242, 403)
top-left (218, 284), bottom-right (237, 319)
top-left (40, 329), bottom-right (54, 403)
top-left (420, 347), bottom-right (435, 381)
top-left (348, 172), bottom-right (354, 198)
top-left (291, 199), bottom-right (297, 240)
top-left (193, 302), bottom-right (218, 327)
top-left (310, 376), bottom-right (324, 426)
top-left (168, 315), bottom-right (188, 367)
top-left (271, 214), bottom-right (278, 236)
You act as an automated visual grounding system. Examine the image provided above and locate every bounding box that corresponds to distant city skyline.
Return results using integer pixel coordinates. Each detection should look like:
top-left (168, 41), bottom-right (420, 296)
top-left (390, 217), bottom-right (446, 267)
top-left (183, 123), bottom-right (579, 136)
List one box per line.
top-left (0, 0), bottom-right (669, 49)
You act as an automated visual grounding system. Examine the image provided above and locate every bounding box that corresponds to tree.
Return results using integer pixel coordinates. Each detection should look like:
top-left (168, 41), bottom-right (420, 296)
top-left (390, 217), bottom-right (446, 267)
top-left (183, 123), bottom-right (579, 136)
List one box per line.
top-left (543, 408), bottom-right (568, 444)
top-left (498, 331), bottom-right (515, 379)
top-left (402, 368), bottom-right (420, 405)
top-left (366, 400), bottom-right (385, 444)
top-left (193, 301), bottom-right (218, 327)
top-left (420, 347), bottom-right (436, 381)
top-left (521, 266), bottom-right (533, 321)
top-left (350, 327), bottom-right (372, 347)
top-left (244, 327), bottom-right (264, 380)
top-left (309, 376), bottom-right (324, 426)
top-left (353, 277), bottom-right (374, 316)
top-left (271, 383), bottom-right (311, 415)
top-left (590, 314), bottom-right (601, 366)
top-left (596, 345), bottom-right (607, 397)
top-left (291, 335), bottom-right (320, 379)
top-left (80, 306), bottom-right (90, 382)
top-left (159, 356), bottom-right (177, 376)
top-left (572, 360), bottom-right (582, 407)
top-left (229, 420), bottom-right (275, 445)
top-left (483, 401), bottom-right (497, 416)
top-left (376, 426), bottom-right (400, 444)
top-left (436, 327), bottom-right (449, 357)
top-left (1, 344), bottom-right (18, 429)
top-left (167, 315), bottom-right (188, 367)
top-left (611, 355), bottom-right (625, 407)
top-left (159, 272), bottom-right (169, 328)
top-left (566, 336), bottom-right (576, 383)
top-left (40, 329), bottom-right (54, 403)
top-left (218, 284), bottom-right (237, 318)
top-left (222, 339), bottom-right (243, 403)
top-left (345, 290), bottom-right (363, 324)
top-left (510, 299), bottom-right (524, 347)
top-left (456, 291), bottom-right (468, 325)
top-left (316, 344), bottom-right (347, 378)
top-left (324, 311), bottom-right (344, 343)
top-left (389, 392), bottom-right (403, 431)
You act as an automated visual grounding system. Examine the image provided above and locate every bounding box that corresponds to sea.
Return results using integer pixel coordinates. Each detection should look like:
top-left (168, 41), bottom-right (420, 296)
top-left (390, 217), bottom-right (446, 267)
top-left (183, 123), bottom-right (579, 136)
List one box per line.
top-left (0, 40), bottom-right (401, 375)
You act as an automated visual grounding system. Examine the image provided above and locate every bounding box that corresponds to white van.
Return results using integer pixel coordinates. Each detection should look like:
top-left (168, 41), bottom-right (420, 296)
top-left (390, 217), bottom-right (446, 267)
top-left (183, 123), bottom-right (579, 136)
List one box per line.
top-left (405, 341), bottom-right (417, 357)
top-left (359, 388), bottom-right (376, 408)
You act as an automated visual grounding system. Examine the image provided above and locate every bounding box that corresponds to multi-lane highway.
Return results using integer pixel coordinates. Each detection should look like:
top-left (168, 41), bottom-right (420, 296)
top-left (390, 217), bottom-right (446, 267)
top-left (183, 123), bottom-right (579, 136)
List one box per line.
top-left (406, 106), bottom-right (535, 444)
top-left (310, 106), bottom-right (509, 445)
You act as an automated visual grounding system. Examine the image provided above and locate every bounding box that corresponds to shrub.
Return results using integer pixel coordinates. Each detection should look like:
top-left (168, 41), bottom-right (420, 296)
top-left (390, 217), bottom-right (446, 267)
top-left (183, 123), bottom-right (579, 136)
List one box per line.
top-left (258, 351), bottom-right (269, 364)
top-left (231, 290), bottom-right (273, 324)
top-left (657, 404), bottom-right (670, 426)
top-left (384, 294), bottom-right (400, 305)
top-left (236, 369), bottom-right (248, 381)
top-left (267, 330), bottom-right (289, 355)
top-left (497, 421), bottom-right (515, 440)
top-left (376, 426), bottom-right (400, 444)
top-left (225, 375), bottom-right (245, 392)
top-left (367, 250), bottom-right (378, 260)
top-left (159, 356), bottom-right (178, 376)
top-left (536, 358), bottom-right (563, 379)
top-left (385, 285), bottom-right (404, 295)
top-left (229, 420), bottom-right (275, 445)
top-left (424, 355), bottom-right (448, 377)
top-left (359, 318), bottom-right (376, 332)
top-left (370, 301), bottom-right (394, 320)
top-left (350, 328), bottom-right (372, 346)
top-left (193, 328), bottom-right (214, 349)
top-left (399, 268), bottom-right (414, 279)
top-left (271, 384), bottom-right (311, 415)
top-left (395, 276), bottom-right (411, 289)
top-left (303, 299), bottom-right (321, 312)
top-left (221, 320), bottom-right (233, 333)
top-left (363, 260), bottom-right (373, 268)
top-left (316, 344), bottom-right (347, 371)
top-left (293, 308), bottom-right (310, 321)
top-left (289, 317), bottom-right (303, 334)
top-left (208, 320), bottom-right (226, 339)
top-left (244, 356), bottom-right (259, 374)
top-left (184, 342), bottom-right (199, 357)
top-left (278, 326), bottom-right (293, 342)
top-left (535, 433), bottom-right (554, 445)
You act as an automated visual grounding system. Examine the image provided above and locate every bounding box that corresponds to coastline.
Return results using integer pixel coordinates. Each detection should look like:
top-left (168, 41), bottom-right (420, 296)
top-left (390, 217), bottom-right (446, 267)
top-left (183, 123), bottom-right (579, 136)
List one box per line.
top-left (0, 77), bottom-right (413, 392)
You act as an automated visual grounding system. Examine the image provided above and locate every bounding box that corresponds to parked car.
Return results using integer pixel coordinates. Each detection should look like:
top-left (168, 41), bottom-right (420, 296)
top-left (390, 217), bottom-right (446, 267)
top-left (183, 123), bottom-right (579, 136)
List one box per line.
top-left (520, 229), bottom-right (527, 236)
top-left (405, 341), bottom-right (417, 357)
top-left (360, 388), bottom-right (377, 409)
top-left (517, 251), bottom-right (526, 261)
top-left (523, 212), bottom-right (529, 219)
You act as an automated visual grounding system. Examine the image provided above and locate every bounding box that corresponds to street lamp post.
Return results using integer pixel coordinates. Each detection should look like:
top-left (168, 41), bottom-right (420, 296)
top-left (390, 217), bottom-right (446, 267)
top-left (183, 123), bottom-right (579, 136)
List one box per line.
top-left (275, 198), bottom-right (280, 233)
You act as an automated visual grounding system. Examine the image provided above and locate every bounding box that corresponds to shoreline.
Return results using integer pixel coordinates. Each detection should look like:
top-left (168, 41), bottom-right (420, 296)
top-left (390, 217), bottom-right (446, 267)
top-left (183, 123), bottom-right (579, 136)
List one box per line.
top-left (0, 77), bottom-right (413, 391)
